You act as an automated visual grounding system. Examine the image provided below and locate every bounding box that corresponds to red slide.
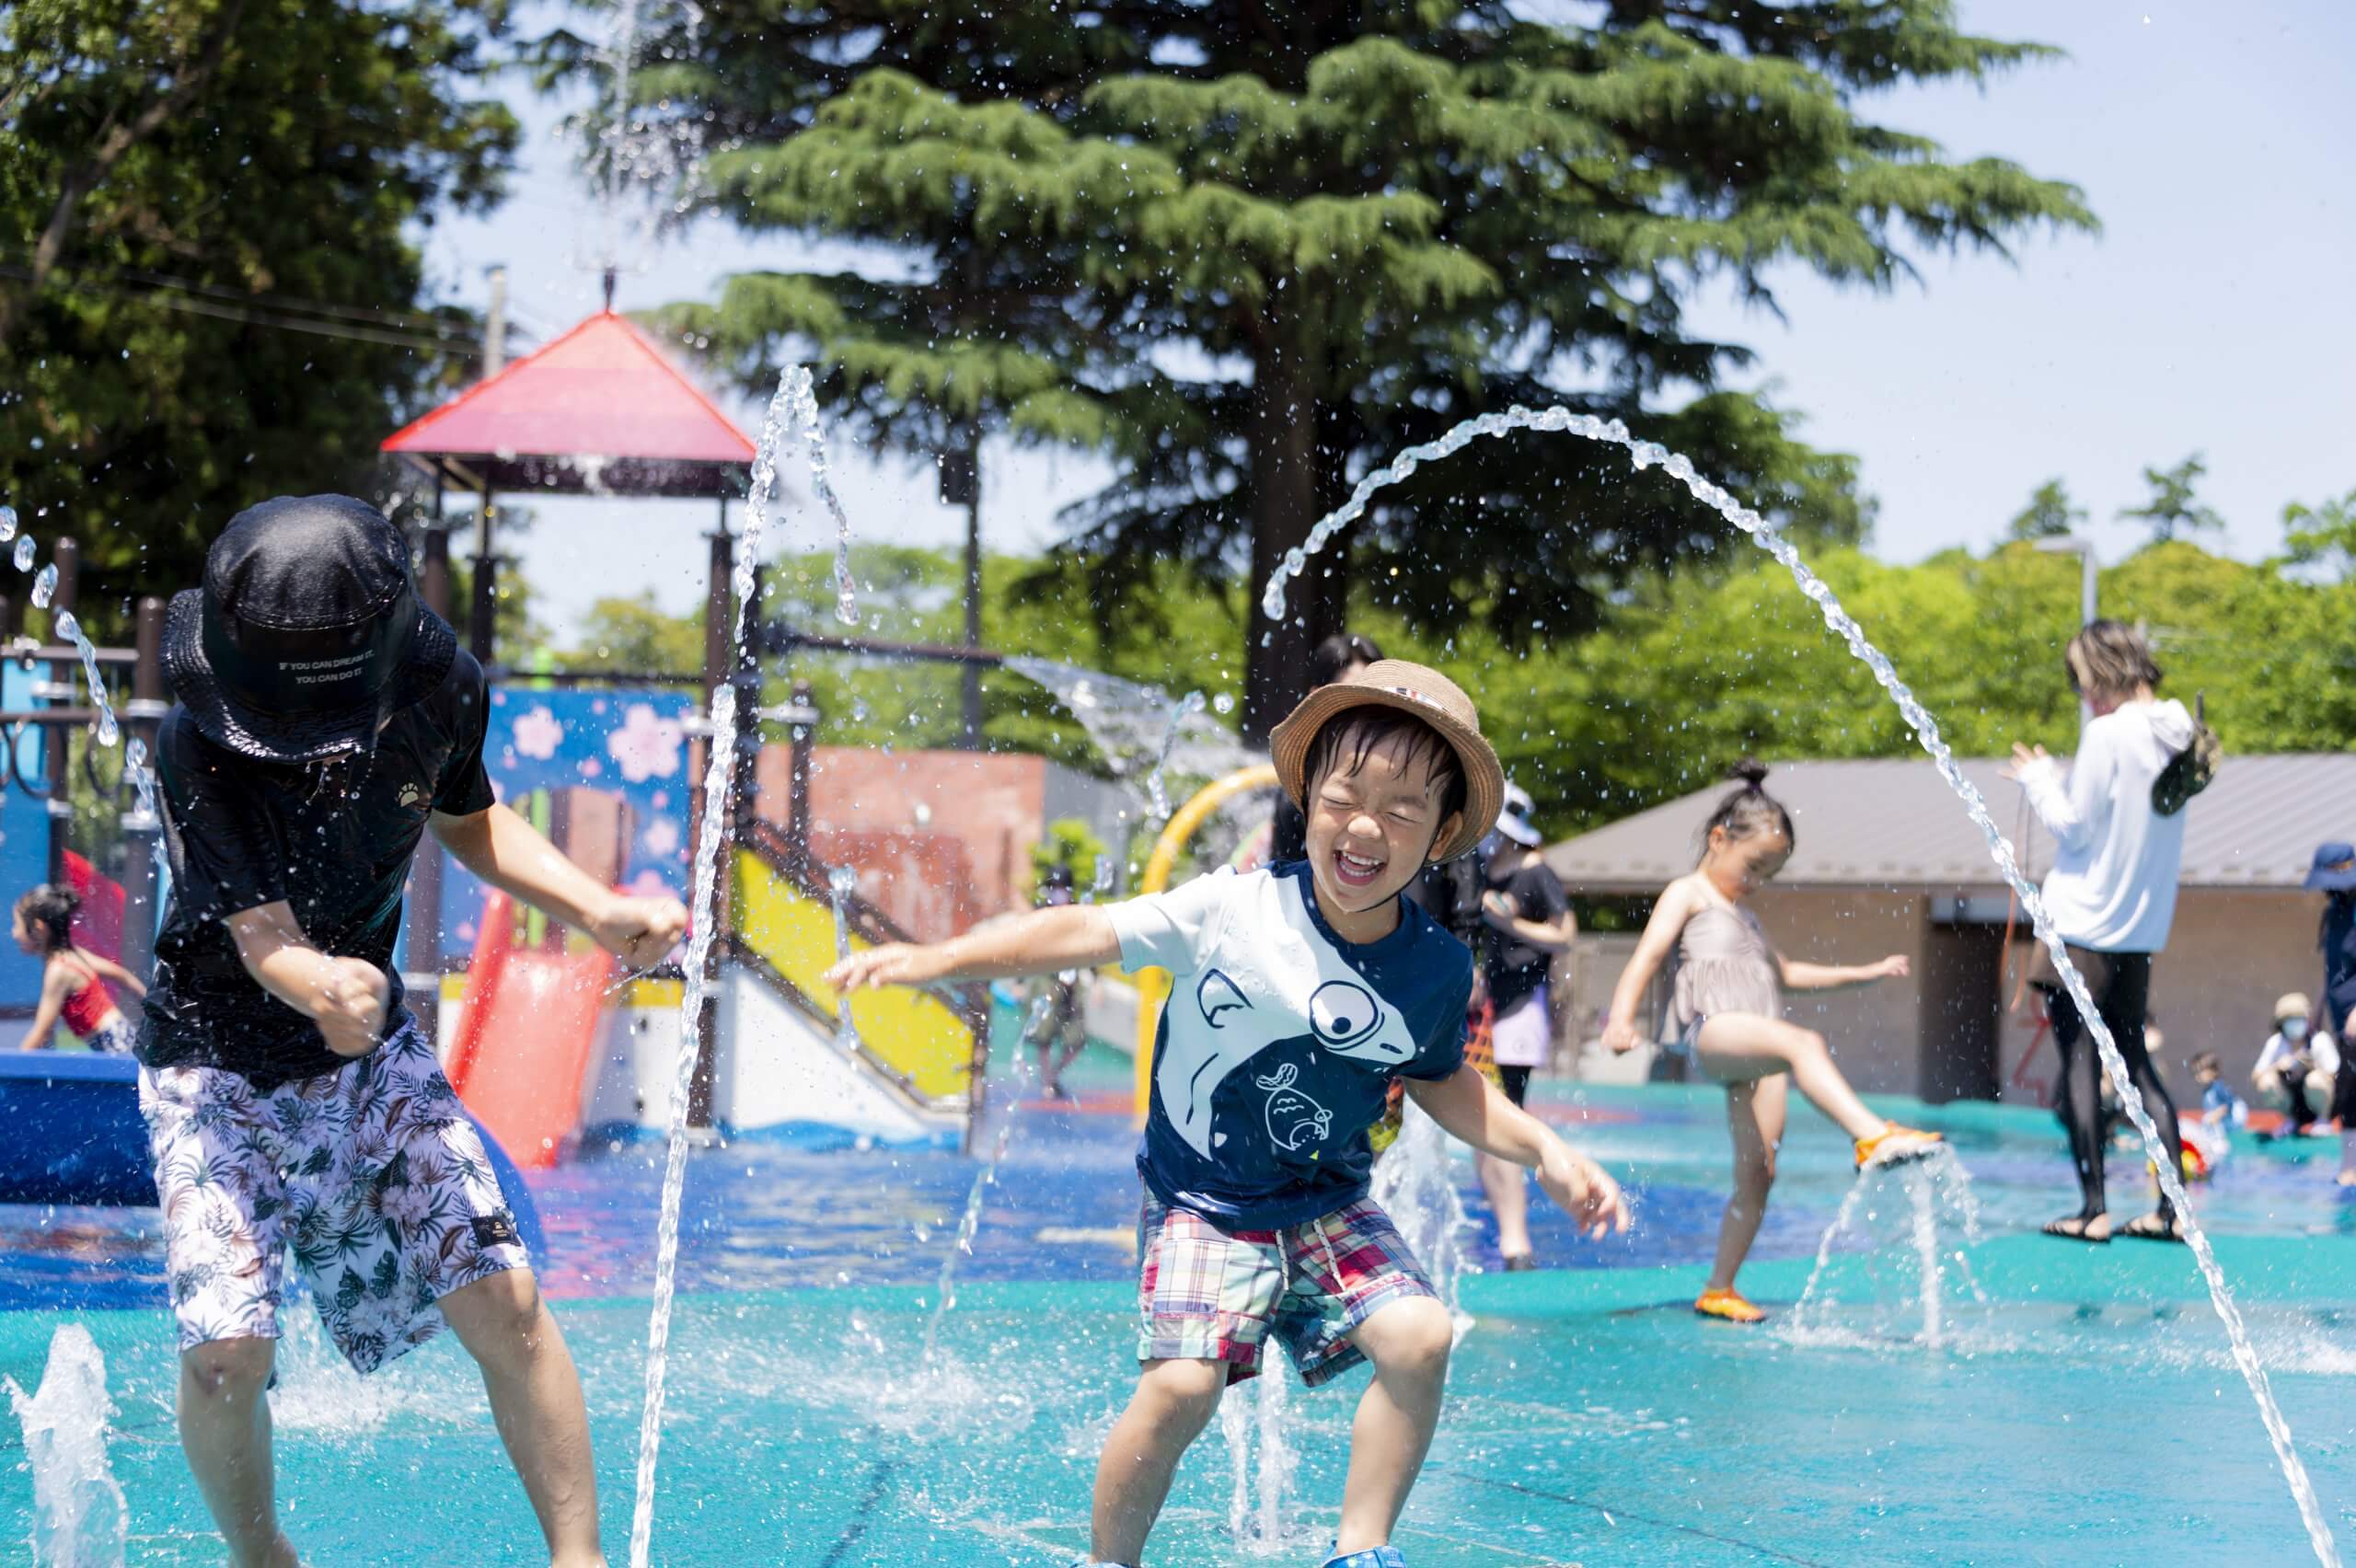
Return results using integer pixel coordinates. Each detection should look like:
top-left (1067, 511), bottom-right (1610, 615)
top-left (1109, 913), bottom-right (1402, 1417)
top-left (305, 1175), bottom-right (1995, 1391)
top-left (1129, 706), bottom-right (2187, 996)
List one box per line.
top-left (445, 890), bottom-right (618, 1169)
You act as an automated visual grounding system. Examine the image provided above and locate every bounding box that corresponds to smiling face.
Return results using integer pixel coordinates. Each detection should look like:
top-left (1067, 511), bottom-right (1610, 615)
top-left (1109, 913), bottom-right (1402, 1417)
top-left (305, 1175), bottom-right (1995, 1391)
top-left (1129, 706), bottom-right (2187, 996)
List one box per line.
top-left (1702, 824), bottom-right (1791, 901)
top-left (1301, 717), bottom-right (1463, 942)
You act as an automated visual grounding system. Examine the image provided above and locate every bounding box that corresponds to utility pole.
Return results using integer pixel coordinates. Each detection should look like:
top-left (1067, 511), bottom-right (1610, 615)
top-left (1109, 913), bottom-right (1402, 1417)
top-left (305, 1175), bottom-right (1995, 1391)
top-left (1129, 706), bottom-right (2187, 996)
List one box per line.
top-left (2036, 535), bottom-right (2099, 728)
top-left (941, 436), bottom-right (983, 749)
top-left (484, 265), bottom-right (509, 377)
top-left (469, 265), bottom-right (509, 663)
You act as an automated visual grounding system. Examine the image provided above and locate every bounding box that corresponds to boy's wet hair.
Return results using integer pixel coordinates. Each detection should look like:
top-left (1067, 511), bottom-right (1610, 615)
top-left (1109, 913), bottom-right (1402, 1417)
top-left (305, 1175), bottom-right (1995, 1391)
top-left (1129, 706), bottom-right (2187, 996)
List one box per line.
top-left (2064, 619), bottom-right (2163, 704)
top-left (1302, 707), bottom-right (1468, 834)
top-left (16, 883), bottom-right (79, 954)
top-left (1699, 758), bottom-right (1795, 857)
top-left (2191, 1051), bottom-right (2222, 1078)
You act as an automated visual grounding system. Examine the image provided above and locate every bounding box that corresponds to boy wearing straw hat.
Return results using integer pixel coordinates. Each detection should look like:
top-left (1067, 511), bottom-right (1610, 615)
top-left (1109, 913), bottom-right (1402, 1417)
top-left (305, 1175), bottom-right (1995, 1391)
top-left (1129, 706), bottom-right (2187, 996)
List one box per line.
top-left (831, 661), bottom-right (1627, 1568)
top-left (141, 496), bottom-right (686, 1567)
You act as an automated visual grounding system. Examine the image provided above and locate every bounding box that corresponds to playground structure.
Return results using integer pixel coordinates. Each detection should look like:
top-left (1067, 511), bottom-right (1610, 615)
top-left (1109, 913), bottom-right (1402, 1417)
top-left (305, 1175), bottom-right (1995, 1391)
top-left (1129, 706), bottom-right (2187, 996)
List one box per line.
top-left (381, 297), bottom-right (1004, 1158)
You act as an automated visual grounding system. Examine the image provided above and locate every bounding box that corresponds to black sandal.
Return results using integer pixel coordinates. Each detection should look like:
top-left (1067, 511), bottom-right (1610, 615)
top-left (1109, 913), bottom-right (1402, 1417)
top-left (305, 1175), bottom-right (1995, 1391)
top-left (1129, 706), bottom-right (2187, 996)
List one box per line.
top-left (2042, 1213), bottom-right (2111, 1243)
top-left (2119, 1210), bottom-right (2185, 1242)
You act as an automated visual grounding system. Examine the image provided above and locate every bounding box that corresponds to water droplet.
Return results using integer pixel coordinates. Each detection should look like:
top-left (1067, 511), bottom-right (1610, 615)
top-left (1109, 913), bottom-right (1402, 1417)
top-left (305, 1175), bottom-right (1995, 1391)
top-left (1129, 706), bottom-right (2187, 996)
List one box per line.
top-left (1212, 693), bottom-right (1234, 715)
top-left (31, 563), bottom-right (57, 607)
top-left (13, 537), bottom-right (33, 571)
top-left (0, 507), bottom-right (15, 542)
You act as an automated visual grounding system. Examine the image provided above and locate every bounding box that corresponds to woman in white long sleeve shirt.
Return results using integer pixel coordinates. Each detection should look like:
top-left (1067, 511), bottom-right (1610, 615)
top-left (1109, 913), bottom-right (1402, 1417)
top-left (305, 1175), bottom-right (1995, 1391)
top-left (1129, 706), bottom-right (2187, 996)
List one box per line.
top-left (2004, 621), bottom-right (2198, 1243)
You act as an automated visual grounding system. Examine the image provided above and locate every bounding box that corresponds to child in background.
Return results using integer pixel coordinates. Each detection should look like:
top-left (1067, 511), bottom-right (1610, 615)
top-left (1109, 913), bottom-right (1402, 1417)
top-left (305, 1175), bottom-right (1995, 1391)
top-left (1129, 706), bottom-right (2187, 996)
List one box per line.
top-left (831, 661), bottom-right (1628, 1568)
top-left (14, 884), bottom-right (144, 1052)
top-left (2193, 1051), bottom-right (2247, 1129)
top-left (1604, 761), bottom-right (1939, 1323)
top-left (1022, 864), bottom-right (1091, 1099)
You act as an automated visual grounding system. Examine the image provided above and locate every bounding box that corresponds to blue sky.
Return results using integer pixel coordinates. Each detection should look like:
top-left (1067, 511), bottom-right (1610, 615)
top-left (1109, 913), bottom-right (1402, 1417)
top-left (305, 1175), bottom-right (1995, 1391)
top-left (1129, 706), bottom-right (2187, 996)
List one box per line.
top-left (422, 1), bottom-right (2356, 642)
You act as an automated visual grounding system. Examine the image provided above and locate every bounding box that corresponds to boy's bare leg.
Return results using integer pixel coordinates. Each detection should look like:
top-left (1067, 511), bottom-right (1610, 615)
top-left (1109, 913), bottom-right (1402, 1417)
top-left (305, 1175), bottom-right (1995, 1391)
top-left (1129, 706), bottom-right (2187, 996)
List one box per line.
top-left (179, 1337), bottom-right (301, 1568)
top-left (1475, 1151), bottom-right (1532, 1259)
top-left (1090, 1357), bottom-right (1226, 1563)
top-left (1334, 1297), bottom-right (1455, 1554)
top-left (441, 1271), bottom-right (606, 1568)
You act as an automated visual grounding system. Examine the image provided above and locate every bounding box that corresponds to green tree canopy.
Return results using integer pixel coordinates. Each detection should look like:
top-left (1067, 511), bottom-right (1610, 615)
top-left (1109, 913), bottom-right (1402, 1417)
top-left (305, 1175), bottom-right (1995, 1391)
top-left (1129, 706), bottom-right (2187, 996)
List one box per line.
top-left (2006, 477), bottom-right (2085, 542)
top-left (2283, 489), bottom-right (2356, 583)
top-left (0, 0), bottom-right (518, 626)
top-left (2118, 452), bottom-right (2225, 546)
top-left (620, 0), bottom-right (2093, 737)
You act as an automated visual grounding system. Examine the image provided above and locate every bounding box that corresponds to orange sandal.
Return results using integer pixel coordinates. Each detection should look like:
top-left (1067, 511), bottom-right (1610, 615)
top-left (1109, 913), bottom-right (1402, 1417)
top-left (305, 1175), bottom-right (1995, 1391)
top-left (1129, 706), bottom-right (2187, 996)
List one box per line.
top-left (1693, 1287), bottom-right (1766, 1324)
top-left (1854, 1122), bottom-right (1942, 1170)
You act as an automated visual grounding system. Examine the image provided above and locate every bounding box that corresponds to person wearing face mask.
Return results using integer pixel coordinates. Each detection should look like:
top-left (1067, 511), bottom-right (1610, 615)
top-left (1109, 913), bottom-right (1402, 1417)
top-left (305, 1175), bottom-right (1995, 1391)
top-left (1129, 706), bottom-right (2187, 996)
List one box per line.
top-left (1022, 864), bottom-right (1090, 1099)
top-left (2250, 993), bottom-right (2339, 1137)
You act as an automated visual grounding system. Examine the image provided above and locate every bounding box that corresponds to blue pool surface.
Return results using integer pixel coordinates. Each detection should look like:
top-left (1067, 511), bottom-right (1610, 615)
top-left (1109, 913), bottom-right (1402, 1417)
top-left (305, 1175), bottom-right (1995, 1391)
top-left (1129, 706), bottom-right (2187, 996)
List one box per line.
top-left (4, 1068), bottom-right (2354, 1564)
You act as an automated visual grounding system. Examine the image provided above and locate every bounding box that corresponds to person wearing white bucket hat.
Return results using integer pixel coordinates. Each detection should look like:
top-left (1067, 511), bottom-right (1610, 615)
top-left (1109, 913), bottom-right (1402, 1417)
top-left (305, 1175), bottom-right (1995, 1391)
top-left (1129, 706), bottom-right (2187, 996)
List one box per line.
top-left (1474, 781), bottom-right (1576, 1268)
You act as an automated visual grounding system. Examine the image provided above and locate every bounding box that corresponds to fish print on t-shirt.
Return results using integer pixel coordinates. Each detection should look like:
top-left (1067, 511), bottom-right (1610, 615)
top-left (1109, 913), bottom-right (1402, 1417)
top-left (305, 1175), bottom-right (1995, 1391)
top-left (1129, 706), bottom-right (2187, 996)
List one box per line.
top-left (1155, 878), bottom-right (1420, 1162)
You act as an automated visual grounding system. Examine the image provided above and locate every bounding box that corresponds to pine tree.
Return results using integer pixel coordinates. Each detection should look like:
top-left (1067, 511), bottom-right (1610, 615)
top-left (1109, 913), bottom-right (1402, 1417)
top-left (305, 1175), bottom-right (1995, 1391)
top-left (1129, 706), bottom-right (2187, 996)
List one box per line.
top-left (629, 0), bottom-right (2094, 735)
top-left (2119, 453), bottom-right (2225, 546)
top-left (2006, 478), bottom-right (2085, 542)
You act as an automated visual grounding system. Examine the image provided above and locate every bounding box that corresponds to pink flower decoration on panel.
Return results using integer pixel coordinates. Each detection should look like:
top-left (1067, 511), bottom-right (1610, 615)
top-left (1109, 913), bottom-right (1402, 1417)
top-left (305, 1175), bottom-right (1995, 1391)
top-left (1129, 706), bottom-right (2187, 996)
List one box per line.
top-left (608, 704), bottom-right (683, 783)
top-left (641, 816), bottom-right (680, 858)
top-left (626, 869), bottom-right (677, 902)
top-left (578, 757), bottom-right (604, 779)
top-left (512, 705), bottom-right (564, 761)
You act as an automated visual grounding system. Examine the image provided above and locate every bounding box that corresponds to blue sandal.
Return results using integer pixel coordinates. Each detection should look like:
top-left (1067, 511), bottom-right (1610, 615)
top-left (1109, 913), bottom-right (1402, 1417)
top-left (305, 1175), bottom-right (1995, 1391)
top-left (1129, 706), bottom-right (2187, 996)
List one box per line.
top-left (1322, 1549), bottom-right (1408, 1568)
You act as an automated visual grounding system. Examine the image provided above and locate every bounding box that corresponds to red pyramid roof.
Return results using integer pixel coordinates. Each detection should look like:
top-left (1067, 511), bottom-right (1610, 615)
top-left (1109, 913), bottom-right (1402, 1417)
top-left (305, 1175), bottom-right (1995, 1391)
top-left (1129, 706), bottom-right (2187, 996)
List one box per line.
top-left (382, 311), bottom-right (755, 487)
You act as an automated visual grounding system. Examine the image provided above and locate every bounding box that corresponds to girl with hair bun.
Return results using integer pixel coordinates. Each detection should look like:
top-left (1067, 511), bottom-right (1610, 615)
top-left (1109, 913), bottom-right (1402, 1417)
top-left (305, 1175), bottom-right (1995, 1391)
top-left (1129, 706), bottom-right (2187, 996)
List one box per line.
top-left (14, 883), bottom-right (144, 1053)
top-left (1602, 761), bottom-right (1940, 1322)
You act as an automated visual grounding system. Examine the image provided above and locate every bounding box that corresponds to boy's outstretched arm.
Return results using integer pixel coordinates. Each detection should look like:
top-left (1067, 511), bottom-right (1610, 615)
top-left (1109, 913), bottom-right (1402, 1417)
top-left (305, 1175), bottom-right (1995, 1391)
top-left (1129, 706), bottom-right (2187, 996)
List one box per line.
top-left (1406, 1066), bottom-right (1630, 1240)
top-left (827, 905), bottom-right (1121, 992)
top-left (433, 802), bottom-right (686, 969)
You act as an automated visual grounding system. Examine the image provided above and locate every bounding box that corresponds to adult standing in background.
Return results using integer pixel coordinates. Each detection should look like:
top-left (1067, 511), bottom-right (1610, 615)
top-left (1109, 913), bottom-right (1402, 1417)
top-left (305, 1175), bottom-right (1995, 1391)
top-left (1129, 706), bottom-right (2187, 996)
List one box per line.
top-left (2304, 843), bottom-right (2356, 1185)
top-left (2005, 620), bottom-right (2200, 1243)
top-left (1266, 633), bottom-right (1385, 864)
top-left (1476, 783), bottom-right (1576, 1268)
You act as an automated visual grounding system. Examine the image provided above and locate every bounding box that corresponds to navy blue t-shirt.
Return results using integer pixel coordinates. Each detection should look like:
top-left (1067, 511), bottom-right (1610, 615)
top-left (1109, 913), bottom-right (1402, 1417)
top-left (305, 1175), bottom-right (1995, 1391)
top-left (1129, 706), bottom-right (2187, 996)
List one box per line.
top-left (2324, 894), bottom-right (2356, 1033)
top-left (1108, 861), bottom-right (1472, 1228)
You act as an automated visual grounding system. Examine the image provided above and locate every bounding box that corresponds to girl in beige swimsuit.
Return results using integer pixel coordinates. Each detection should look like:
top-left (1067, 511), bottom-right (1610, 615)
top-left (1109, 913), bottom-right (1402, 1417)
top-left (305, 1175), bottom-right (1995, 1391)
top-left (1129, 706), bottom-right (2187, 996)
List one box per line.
top-left (1604, 763), bottom-right (1940, 1322)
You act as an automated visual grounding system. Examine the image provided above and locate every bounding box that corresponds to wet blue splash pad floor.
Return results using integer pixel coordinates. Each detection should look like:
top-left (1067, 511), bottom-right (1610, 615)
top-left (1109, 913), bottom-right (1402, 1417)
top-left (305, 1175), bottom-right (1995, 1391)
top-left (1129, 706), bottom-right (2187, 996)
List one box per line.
top-left (6, 1074), bottom-right (2354, 1564)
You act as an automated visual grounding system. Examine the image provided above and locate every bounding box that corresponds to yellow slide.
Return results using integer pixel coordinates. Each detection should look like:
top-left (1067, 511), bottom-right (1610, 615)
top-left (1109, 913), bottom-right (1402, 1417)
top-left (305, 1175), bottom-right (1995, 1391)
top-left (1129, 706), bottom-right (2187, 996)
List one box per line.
top-left (731, 847), bottom-right (973, 1102)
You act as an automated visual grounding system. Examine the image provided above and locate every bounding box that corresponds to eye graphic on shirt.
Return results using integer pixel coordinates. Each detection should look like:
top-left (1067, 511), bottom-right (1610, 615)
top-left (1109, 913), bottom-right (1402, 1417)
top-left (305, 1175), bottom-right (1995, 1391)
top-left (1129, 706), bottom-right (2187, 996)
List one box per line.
top-left (1308, 980), bottom-right (1387, 1052)
top-left (397, 784), bottom-right (423, 810)
top-left (1197, 969), bottom-right (1250, 1029)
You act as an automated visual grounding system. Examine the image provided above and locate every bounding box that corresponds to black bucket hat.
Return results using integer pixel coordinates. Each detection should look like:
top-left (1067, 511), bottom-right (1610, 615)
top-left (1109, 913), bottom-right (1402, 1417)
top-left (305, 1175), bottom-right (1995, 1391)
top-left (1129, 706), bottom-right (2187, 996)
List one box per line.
top-left (162, 494), bottom-right (456, 764)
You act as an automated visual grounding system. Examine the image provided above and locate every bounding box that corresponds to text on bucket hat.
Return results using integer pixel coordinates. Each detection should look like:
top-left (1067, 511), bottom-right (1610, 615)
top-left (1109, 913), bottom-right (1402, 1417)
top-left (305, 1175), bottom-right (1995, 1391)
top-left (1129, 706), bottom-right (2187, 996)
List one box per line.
top-left (162, 495), bottom-right (456, 764)
top-left (1267, 660), bottom-right (1503, 862)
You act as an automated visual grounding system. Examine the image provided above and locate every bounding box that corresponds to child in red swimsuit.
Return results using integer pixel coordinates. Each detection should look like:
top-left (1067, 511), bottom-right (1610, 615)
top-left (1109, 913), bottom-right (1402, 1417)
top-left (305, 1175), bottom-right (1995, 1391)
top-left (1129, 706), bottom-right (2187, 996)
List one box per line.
top-left (14, 883), bottom-right (144, 1052)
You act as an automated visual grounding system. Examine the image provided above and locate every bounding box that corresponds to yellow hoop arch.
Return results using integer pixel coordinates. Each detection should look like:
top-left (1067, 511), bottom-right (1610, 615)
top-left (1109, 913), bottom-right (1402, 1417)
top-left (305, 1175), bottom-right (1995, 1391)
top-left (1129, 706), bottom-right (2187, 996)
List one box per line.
top-left (1130, 763), bottom-right (1281, 1125)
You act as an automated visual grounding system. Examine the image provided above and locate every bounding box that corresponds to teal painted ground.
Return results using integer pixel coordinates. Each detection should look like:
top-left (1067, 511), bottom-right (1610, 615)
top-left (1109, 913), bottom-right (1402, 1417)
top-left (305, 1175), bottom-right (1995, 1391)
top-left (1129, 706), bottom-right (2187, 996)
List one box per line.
top-left (5, 1076), bottom-right (2353, 1564)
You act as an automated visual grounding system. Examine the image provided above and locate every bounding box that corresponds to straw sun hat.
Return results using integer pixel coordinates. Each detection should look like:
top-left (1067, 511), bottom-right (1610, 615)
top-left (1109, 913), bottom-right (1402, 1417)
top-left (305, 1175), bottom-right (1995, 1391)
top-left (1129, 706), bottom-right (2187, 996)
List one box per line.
top-left (1268, 660), bottom-right (1503, 863)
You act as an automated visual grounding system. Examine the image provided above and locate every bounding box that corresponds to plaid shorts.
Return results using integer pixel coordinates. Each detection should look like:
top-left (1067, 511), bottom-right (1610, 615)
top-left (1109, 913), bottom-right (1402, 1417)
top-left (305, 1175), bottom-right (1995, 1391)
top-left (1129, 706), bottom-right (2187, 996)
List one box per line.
top-left (1136, 1193), bottom-right (1436, 1387)
top-left (138, 1020), bottom-right (529, 1375)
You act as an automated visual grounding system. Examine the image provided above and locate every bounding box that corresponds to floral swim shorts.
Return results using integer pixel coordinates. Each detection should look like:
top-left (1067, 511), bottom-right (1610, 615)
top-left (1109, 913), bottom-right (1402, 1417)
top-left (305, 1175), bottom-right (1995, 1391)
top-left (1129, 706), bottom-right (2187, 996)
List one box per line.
top-left (1135, 1193), bottom-right (1435, 1387)
top-left (138, 1020), bottom-right (529, 1374)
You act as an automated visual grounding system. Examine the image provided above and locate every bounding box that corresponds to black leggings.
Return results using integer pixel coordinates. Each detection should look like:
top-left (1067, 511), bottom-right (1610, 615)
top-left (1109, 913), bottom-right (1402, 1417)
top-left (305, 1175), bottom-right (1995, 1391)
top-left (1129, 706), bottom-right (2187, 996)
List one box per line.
top-left (2045, 949), bottom-right (2179, 1220)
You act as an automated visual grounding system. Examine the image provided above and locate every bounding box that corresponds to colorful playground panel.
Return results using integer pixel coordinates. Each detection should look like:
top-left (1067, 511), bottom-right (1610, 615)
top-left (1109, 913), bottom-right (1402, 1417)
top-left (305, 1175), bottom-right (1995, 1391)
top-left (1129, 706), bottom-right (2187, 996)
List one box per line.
top-left (731, 846), bottom-right (973, 1102)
